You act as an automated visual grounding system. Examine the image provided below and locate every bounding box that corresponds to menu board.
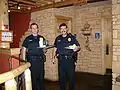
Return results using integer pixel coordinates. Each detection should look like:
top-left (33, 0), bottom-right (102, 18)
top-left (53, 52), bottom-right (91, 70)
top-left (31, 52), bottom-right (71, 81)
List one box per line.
top-left (0, 30), bottom-right (13, 42)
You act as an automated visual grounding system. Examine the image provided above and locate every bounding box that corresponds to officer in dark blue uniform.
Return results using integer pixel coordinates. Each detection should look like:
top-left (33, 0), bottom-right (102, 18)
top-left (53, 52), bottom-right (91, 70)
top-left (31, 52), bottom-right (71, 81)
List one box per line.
top-left (54, 23), bottom-right (80, 90)
top-left (22, 23), bottom-right (46, 90)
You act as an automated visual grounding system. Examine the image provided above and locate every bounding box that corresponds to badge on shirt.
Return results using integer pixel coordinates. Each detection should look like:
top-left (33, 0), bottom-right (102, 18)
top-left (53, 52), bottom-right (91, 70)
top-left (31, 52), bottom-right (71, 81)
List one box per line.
top-left (68, 38), bottom-right (71, 42)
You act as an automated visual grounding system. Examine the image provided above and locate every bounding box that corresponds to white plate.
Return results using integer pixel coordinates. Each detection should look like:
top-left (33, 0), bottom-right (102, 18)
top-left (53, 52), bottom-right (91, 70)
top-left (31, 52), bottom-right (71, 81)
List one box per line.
top-left (64, 47), bottom-right (74, 50)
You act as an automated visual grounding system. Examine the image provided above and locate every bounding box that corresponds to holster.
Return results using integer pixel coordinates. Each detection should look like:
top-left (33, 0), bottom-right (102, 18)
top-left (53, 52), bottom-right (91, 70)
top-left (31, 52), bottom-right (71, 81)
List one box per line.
top-left (42, 54), bottom-right (46, 62)
top-left (72, 52), bottom-right (78, 63)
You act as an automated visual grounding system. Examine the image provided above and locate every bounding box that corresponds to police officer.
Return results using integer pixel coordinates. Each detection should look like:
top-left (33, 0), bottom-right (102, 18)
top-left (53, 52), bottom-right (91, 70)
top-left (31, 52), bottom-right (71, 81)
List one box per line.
top-left (54, 23), bottom-right (80, 90)
top-left (22, 23), bottom-right (46, 90)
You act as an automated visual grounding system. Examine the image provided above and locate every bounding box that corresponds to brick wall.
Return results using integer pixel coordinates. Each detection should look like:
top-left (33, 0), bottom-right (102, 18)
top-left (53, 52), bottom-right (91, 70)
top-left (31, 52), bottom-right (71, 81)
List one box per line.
top-left (20, 1), bottom-right (112, 81)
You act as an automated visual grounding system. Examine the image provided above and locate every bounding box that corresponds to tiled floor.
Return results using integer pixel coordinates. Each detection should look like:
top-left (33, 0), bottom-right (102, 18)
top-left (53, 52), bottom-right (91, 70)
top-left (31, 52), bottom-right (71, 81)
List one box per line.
top-left (44, 72), bottom-right (112, 90)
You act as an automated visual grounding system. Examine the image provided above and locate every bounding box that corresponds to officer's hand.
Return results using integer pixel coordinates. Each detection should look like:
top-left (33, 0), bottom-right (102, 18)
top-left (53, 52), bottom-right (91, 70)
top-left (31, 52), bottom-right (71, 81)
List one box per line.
top-left (43, 48), bottom-right (47, 53)
top-left (73, 46), bottom-right (78, 52)
top-left (75, 61), bottom-right (77, 66)
top-left (73, 46), bottom-right (80, 52)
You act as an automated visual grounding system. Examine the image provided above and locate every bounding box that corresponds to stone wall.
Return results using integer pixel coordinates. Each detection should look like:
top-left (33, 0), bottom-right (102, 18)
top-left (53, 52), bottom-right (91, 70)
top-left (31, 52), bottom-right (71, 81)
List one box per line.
top-left (74, 1), bottom-right (112, 74)
top-left (30, 8), bottom-right (58, 81)
top-left (20, 1), bottom-right (112, 81)
top-left (112, 0), bottom-right (120, 90)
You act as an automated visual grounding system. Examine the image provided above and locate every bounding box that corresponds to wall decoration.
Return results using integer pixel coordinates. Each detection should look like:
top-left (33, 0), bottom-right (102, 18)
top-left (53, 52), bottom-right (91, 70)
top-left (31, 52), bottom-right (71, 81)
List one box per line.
top-left (81, 23), bottom-right (92, 51)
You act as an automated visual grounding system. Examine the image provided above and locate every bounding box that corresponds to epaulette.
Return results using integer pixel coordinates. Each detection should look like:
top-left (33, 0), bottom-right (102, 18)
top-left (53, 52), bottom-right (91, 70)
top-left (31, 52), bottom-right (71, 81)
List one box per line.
top-left (57, 35), bottom-right (62, 39)
top-left (68, 33), bottom-right (74, 37)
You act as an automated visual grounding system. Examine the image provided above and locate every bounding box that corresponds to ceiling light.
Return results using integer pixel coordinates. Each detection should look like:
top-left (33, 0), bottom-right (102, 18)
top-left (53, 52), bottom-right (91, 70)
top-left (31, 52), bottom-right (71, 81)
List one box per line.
top-left (8, 10), bottom-right (10, 12)
top-left (27, 7), bottom-right (31, 10)
top-left (17, 6), bottom-right (20, 9)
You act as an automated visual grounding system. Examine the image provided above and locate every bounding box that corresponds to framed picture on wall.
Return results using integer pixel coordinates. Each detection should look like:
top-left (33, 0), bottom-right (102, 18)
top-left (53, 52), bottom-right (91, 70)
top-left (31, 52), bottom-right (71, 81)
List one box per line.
top-left (95, 32), bottom-right (100, 40)
top-left (0, 30), bottom-right (13, 42)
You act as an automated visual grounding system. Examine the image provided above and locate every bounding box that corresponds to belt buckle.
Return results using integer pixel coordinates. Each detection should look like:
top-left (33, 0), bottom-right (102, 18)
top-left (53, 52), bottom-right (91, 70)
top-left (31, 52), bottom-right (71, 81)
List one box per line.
top-left (65, 55), bottom-right (67, 59)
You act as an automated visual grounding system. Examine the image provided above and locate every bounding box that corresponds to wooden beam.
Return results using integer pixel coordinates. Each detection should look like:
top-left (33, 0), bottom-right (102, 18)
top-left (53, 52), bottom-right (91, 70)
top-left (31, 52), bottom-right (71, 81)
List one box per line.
top-left (8, 1), bottom-right (17, 4)
top-left (9, 7), bottom-right (31, 13)
top-left (10, 0), bottom-right (41, 6)
top-left (54, 0), bottom-right (75, 7)
top-left (35, 0), bottom-right (52, 4)
top-left (10, 9), bottom-right (31, 13)
top-left (44, 0), bottom-right (55, 2)
top-left (31, 0), bottom-right (74, 12)
top-left (31, 0), bottom-right (109, 12)
top-left (31, 0), bottom-right (87, 12)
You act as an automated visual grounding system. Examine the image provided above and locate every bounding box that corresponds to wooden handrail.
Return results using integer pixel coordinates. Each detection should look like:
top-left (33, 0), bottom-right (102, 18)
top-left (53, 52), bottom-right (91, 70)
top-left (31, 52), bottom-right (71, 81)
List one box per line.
top-left (0, 53), bottom-right (27, 62)
top-left (0, 53), bottom-right (32, 90)
top-left (0, 62), bottom-right (30, 84)
top-left (9, 55), bottom-right (27, 62)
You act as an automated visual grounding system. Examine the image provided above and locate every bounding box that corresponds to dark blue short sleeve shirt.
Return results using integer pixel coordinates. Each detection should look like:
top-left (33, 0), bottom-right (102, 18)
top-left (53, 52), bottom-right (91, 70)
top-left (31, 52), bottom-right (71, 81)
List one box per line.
top-left (22, 34), bottom-right (46, 55)
top-left (54, 33), bottom-right (80, 55)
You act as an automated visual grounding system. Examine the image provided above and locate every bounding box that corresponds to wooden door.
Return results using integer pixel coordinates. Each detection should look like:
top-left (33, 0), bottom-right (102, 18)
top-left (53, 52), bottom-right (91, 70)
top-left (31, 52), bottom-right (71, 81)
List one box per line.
top-left (102, 17), bottom-right (112, 71)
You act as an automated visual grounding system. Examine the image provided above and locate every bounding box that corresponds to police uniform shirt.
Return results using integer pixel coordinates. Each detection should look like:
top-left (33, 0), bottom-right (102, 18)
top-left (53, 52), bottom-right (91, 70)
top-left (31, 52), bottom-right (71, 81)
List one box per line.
top-left (54, 33), bottom-right (80, 55)
top-left (22, 34), bottom-right (45, 56)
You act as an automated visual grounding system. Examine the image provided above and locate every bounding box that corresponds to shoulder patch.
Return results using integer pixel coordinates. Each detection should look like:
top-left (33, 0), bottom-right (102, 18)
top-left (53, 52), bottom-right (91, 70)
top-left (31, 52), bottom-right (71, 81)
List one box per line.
top-left (68, 33), bottom-right (72, 36)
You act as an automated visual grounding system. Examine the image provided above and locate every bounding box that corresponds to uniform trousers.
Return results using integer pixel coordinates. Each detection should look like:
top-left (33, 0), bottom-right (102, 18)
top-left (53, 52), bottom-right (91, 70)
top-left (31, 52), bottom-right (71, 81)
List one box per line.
top-left (27, 55), bottom-right (44, 90)
top-left (58, 55), bottom-right (75, 90)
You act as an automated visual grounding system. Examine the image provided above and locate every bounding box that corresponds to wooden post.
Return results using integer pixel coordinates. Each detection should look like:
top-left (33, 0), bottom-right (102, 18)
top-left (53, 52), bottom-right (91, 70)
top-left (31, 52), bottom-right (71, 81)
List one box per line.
top-left (5, 79), bottom-right (17, 90)
top-left (24, 68), bottom-right (32, 90)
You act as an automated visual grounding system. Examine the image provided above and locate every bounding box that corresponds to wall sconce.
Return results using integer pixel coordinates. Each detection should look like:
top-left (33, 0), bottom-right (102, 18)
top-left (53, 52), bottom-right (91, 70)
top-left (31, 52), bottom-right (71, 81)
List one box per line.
top-left (81, 23), bottom-right (92, 51)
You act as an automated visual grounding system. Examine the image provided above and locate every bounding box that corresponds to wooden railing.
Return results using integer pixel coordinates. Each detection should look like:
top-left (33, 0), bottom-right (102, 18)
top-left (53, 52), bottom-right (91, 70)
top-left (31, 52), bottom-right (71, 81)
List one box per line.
top-left (0, 55), bottom-right (32, 90)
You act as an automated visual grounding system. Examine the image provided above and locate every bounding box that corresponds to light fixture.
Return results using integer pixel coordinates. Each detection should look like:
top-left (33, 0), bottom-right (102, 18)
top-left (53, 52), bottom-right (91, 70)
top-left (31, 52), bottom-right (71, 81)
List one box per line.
top-left (8, 10), bottom-right (10, 12)
top-left (17, 3), bottom-right (21, 10)
top-left (27, 7), bottom-right (31, 10)
top-left (17, 6), bottom-right (21, 9)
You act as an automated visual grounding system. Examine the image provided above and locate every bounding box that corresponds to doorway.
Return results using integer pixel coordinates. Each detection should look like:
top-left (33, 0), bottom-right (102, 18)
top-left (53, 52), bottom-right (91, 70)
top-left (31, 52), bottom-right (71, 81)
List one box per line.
top-left (55, 15), bottom-right (72, 36)
top-left (102, 17), bottom-right (112, 73)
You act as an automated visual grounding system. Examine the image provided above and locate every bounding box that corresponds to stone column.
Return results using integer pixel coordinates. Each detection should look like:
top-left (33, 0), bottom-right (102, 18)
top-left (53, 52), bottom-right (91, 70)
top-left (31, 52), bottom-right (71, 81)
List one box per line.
top-left (0, 0), bottom-right (10, 48)
top-left (112, 0), bottom-right (120, 90)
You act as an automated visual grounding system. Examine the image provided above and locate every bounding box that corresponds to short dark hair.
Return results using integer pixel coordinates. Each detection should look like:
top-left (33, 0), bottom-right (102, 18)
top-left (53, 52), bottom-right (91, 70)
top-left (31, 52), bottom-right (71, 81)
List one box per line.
top-left (59, 23), bottom-right (68, 29)
top-left (30, 23), bottom-right (39, 29)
